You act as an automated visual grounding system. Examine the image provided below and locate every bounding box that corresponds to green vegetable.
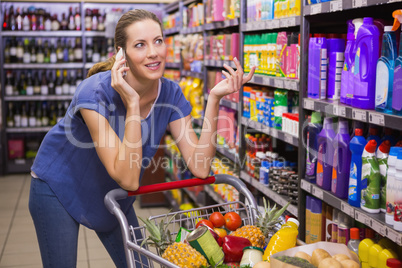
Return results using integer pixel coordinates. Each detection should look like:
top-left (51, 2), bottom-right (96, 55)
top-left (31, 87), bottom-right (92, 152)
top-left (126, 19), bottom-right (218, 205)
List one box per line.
top-left (275, 256), bottom-right (317, 268)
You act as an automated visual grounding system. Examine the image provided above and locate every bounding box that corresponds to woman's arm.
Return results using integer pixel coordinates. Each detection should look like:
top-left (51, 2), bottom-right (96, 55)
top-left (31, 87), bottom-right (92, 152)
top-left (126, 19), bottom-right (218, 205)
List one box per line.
top-left (81, 50), bottom-right (143, 191)
top-left (169, 58), bottom-right (255, 178)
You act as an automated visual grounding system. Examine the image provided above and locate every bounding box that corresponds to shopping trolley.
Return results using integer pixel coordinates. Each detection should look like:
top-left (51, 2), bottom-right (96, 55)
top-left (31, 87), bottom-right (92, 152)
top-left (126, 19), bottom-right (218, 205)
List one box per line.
top-left (104, 174), bottom-right (259, 268)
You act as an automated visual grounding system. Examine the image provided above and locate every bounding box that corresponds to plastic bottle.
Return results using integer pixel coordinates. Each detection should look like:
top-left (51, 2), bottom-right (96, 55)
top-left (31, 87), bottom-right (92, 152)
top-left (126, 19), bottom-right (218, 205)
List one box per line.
top-left (352, 17), bottom-right (380, 110)
top-left (359, 238), bottom-right (375, 268)
top-left (376, 140), bottom-right (391, 213)
top-left (341, 20), bottom-right (356, 104)
top-left (305, 112), bottom-right (323, 183)
top-left (338, 212), bottom-right (353, 245)
top-left (361, 140), bottom-right (381, 213)
top-left (305, 195), bottom-right (311, 243)
top-left (369, 244), bottom-right (385, 268)
top-left (367, 126), bottom-right (381, 149)
top-left (331, 208), bottom-right (339, 243)
top-left (308, 37), bottom-right (327, 99)
top-left (327, 38), bottom-right (345, 100)
top-left (348, 128), bottom-right (367, 207)
top-left (385, 147), bottom-right (400, 225)
top-left (378, 248), bottom-right (398, 268)
top-left (332, 118), bottom-right (351, 199)
top-left (309, 197), bottom-right (323, 244)
top-left (262, 218), bottom-right (299, 262)
top-left (394, 151), bottom-right (402, 231)
top-left (375, 26), bottom-right (398, 114)
top-left (316, 117), bottom-right (336, 190)
top-left (347, 227), bottom-right (361, 255)
top-left (346, 18), bottom-right (364, 106)
top-left (392, 10), bottom-right (402, 116)
top-left (381, 128), bottom-right (397, 146)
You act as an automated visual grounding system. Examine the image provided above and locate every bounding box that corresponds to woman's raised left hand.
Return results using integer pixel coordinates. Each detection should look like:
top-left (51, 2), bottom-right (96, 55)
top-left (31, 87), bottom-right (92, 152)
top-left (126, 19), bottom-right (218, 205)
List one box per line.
top-left (209, 57), bottom-right (256, 101)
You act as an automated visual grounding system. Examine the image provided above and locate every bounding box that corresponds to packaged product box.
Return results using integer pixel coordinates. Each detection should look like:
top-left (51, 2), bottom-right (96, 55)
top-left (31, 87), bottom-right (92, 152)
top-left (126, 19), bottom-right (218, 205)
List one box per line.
top-left (270, 242), bottom-right (360, 268)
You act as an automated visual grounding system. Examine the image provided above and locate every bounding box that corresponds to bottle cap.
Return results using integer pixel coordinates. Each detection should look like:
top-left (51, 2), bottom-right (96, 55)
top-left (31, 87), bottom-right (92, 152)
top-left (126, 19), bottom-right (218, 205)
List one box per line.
top-left (369, 127), bottom-right (379, 136)
top-left (352, 18), bottom-right (364, 37)
top-left (287, 217), bottom-right (300, 227)
top-left (350, 227), bottom-right (360, 240)
top-left (311, 112), bottom-right (322, 124)
top-left (389, 147), bottom-right (401, 157)
top-left (384, 26), bottom-right (394, 32)
top-left (387, 258), bottom-right (402, 268)
top-left (355, 128), bottom-right (363, 136)
top-left (365, 140), bottom-right (377, 153)
top-left (398, 151), bottom-right (402, 161)
top-left (378, 140), bottom-right (391, 154)
top-left (392, 10), bottom-right (402, 31)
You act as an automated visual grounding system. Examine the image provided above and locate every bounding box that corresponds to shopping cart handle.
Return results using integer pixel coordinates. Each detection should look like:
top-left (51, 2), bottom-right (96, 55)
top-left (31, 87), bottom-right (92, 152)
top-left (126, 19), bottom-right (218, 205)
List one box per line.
top-left (127, 176), bottom-right (216, 196)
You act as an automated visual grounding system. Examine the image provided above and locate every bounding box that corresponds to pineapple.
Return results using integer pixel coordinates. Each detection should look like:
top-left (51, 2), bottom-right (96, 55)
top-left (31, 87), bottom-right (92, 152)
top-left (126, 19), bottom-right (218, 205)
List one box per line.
top-left (139, 213), bottom-right (208, 268)
top-left (162, 242), bottom-right (208, 268)
top-left (230, 198), bottom-right (289, 249)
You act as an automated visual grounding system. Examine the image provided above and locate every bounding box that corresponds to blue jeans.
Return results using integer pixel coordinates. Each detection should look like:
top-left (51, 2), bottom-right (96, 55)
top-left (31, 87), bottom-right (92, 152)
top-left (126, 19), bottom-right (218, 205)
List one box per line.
top-left (29, 177), bottom-right (146, 268)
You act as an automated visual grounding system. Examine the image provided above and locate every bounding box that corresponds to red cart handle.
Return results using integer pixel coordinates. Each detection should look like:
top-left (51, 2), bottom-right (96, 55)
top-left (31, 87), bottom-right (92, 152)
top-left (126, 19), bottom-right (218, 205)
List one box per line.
top-left (127, 176), bottom-right (216, 196)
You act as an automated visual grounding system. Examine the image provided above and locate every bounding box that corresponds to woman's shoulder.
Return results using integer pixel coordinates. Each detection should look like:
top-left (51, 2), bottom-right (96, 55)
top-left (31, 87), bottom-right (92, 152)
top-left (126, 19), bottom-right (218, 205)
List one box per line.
top-left (74, 71), bottom-right (112, 101)
top-left (161, 77), bottom-right (182, 94)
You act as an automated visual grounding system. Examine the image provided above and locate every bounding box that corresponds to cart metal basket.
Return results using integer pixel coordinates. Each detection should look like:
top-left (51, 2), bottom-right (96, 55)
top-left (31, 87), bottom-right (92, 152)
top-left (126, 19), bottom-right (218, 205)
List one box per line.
top-left (104, 174), bottom-right (258, 268)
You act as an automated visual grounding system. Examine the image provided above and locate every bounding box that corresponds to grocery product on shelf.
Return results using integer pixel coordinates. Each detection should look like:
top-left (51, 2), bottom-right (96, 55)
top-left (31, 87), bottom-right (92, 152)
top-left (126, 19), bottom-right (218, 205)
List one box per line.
top-left (392, 10), bottom-right (402, 116)
top-left (305, 112), bottom-right (322, 183)
top-left (326, 38), bottom-right (345, 100)
top-left (394, 152), bottom-right (402, 231)
top-left (376, 141), bottom-right (391, 213)
top-left (361, 140), bottom-right (381, 213)
top-left (307, 37), bottom-right (327, 99)
top-left (347, 227), bottom-right (361, 256)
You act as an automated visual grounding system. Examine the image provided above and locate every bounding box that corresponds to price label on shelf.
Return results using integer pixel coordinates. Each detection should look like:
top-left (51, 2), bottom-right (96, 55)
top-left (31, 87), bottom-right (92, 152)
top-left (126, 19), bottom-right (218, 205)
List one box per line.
top-left (338, 106), bottom-right (346, 117)
top-left (355, 210), bottom-right (371, 226)
top-left (368, 113), bottom-right (385, 126)
top-left (387, 228), bottom-right (402, 245)
top-left (274, 79), bottom-right (284, 88)
top-left (284, 133), bottom-right (293, 144)
top-left (284, 80), bottom-right (298, 91)
top-left (353, 0), bottom-right (367, 8)
top-left (301, 180), bottom-right (311, 193)
top-left (325, 104), bottom-right (334, 115)
top-left (263, 76), bottom-right (271, 85)
top-left (246, 23), bottom-right (252, 31)
top-left (371, 220), bottom-right (386, 236)
top-left (333, 105), bottom-right (339, 116)
top-left (340, 202), bottom-right (354, 218)
top-left (330, 0), bottom-right (343, 12)
top-left (271, 128), bottom-right (278, 138)
top-left (352, 109), bottom-right (367, 122)
top-left (312, 186), bottom-right (324, 200)
top-left (304, 99), bottom-right (315, 110)
top-left (310, 3), bottom-right (322, 15)
top-left (272, 19), bottom-right (280, 29)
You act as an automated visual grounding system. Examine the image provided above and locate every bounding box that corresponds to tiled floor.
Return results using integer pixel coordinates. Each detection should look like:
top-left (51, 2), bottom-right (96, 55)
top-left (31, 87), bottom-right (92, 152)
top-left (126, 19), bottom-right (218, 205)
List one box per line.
top-left (0, 174), bottom-right (170, 268)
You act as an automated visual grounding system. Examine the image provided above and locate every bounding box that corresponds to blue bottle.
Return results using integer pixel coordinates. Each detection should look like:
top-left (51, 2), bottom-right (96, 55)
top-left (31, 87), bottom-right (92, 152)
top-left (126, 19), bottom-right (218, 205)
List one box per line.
top-left (375, 26), bottom-right (398, 114)
top-left (348, 128), bottom-right (367, 207)
top-left (305, 112), bottom-right (323, 183)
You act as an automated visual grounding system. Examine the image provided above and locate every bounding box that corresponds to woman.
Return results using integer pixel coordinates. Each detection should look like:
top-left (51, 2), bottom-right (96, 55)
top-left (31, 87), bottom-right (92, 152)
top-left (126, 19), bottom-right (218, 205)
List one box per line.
top-left (29, 9), bottom-right (255, 267)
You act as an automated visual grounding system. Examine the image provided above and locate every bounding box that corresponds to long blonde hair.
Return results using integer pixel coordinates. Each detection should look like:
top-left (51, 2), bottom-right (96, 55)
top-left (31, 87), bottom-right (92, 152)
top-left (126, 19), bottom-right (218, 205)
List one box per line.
top-left (87, 9), bottom-right (163, 78)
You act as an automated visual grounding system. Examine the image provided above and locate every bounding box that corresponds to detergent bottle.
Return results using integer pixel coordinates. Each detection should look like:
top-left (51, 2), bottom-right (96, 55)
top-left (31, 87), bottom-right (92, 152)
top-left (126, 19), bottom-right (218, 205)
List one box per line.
top-left (308, 37), bottom-right (327, 99)
top-left (376, 140), bottom-right (391, 213)
top-left (305, 112), bottom-right (323, 183)
top-left (367, 126), bottom-right (381, 150)
top-left (369, 243), bottom-right (385, 268)
top-left (316, 117), bottom-right (336, 190)
top-left (359, 238), bottom-right (375, 268)
top-left (394, 151), bottom-right (402, 231)
top-left (341, 20), bottom-right (356, 104)
top-left (385, 147), bottom-right (400, 225)
top-left (375, 26), bottom-right (398, 114)
top-left (348, 128), bottom-right (367, 207)
top-left (262, 218), bottom-right (299, 262)
top-left (392, 10), bottom-right (402, 116)
top-left (352, 17), bottom-right (380, 110)
top-left (361, 140), bottom-right (381, 213)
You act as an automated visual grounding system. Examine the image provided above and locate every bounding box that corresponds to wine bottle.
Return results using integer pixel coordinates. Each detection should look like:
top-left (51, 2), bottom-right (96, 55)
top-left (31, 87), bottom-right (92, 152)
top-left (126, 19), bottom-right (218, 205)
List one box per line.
top-left (50, 42), bottom-right (57, 63)
top-left (92, 9), bottom-right (98, 31)
top-left (74, 7), bottom-right (81, 31)
top-left (7, 103), bottom-right (15, 128)
top-left (56, 39), bottom-right (63, 62)
top-left (42, 102), bottom-right (50, 126)
top-left (60, 13), bottom-right (68, 30)
top-left (3, 7), bottom-right (9, 30)
top-left (97, 10), bottom-right (105, 31)
top-left (16, 39), bottom-right (24, 63)
top-left (51, 14), bottom-right (60, 31)
top-left (48, 71), bottom-right (55, 95)
top-left (9, 5), bottom-right (16, 31)
top-left (26, 72), bottom-right (34, 96)
top-left (41, 71), bottom-right (49, 95)
top-left (10, 37), bottom-right (17, 62)
top-left (19, 72), bottom-right (27, 95)
top-left (37, 8), bottom-right (45, 31)
top-left (57, 101), bottom-right (64, 122)
top-left (92, 41), bottom-right (100, 63)
top-left (22, 7), bottom-right (30, 31)
top-left (29, 102), bottom-right (36, 127)
top-left (62, 70), bottom-right (69, 95)
top-left (69, 70), bottom-right (76, 95)
top-left (49, 102), bottom-right (57, 126)
top-left (16, 7), bottom-right (22, 31)
top-left (44, 12), bottom-right (52, 31)
top-left (5, 71), bottom-right (14, 96)
top-left (55, 69), bottom-right (62, 95)
top-left (4, 40), bottom-right (11, 63)
top-left (21, 103), bottom-right (29, 128)
top-left (63, 39), bottom-right (69, 62)
top-left (23, 38), bottom-right (31, 63)
top-left (68, 7), bottom-right (75, 30)
top-left (33, 71), bottom-right (41, 95)
top-left (68, 39), bottom-right (74, 62)
top-left (43, 40), bottom-right (50, 63)
top-left (74, 37), bottom-right (83, 62)
top-left (76, 69), bottom-right (83, 87)
top-left (85, 9), bottom-right (92, 31)
top-left (36, 102), bottom-right (43, 127)
top-left (100, 39), bottom-right (107, 62)
top-left (14, 103), bottom-right (21, 127)
top-left (86, 37), bottom-right (93, 62)
top-left (36, 38), bottom-right (44, 63)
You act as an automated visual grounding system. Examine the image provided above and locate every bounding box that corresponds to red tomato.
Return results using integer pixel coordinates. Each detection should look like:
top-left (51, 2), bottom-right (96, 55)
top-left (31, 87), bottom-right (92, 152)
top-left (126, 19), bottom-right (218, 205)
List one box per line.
top-left (209, 212), bottom-right (225, 228)
top-left (224, 212), bottom-right (242, 231)
top-left (195, 219), bottom-right (214, 229)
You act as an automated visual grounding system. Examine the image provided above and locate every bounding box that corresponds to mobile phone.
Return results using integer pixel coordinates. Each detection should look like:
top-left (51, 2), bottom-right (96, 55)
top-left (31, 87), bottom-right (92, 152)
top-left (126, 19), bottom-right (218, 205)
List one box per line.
top-left (118, 48), bottom-right (127, 77)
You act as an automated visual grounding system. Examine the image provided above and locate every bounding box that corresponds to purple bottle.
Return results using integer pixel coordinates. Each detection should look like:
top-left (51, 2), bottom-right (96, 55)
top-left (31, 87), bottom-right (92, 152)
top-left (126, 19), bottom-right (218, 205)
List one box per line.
top-left (317, 117), bottom-right (336, 191)
top-left (352, 17), bottom-right (380, 110)
top-left (341, 20), bottom-right (355, 104)
top-left (327, 38), bottom-right (345, 100)
top-left (308, 37), bottom-right (327, 99)
top-left (332, 118), bottom-right (351, 199)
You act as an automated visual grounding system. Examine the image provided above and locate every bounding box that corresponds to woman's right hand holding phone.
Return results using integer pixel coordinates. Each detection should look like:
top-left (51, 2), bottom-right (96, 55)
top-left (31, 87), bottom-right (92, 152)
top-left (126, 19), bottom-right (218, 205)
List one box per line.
top-left (111, 48), bottom-right (140, 106)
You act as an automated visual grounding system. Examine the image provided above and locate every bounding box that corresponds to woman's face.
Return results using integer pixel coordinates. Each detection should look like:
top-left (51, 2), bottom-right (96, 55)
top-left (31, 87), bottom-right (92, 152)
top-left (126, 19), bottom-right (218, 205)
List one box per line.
top-left (125, 19), bottom-right (166, 82)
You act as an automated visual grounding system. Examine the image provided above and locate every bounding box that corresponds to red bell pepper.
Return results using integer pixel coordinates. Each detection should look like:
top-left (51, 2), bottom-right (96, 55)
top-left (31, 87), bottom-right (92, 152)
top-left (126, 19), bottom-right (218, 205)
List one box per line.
top-left (222, 235), bottom-right (252, 263)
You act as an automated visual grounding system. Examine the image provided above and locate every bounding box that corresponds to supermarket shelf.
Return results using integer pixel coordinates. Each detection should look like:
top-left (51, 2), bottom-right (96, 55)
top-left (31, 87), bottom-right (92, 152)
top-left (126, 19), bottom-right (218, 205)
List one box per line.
top-left (241, 16), bottom-right (301, 32)
top-left (303, 98), bottom-right (402, 131)
top-left (241, 117), bottom-right (299, 147)
top-left (304, 0), bottom-right (402, 16)
top-left (180, 26), bottom-right (203, 35)
top-left (163, 27), bottom-right (181, 36)
top-left (165, 62), bottom-right (181, 69)
top-left (6, 158), bottom-right (34, 174)
top-left (163, 191), bottom-right (180, 211)
top-left (6, 127), bottom-right (52, 133)
top-left (204, 184), bottom-right (226, 204)
top-left (240, 171), bottom-right (298, 217)
top-left (300, 179), bottom-right (402, 246)
top-left (165, 1), bottom-right (180, 13)
top-left (4, 95), bottom-right (74, 101)
top-left (216, 146), bottom-right (240, 164)
top-left (4, 63), bottom-right (83, 69)
top-left (2, 30), bottom-right (82, 37)
top-left (84, 31), bottom-right (106, 37)
top-left (247, 74), bottom-right (299, 91)
top-left (204, 93), bottom-right (239, 110)
top-left (204, 18), bottom-right (240, 30)
top-left (181, 70), bottom-right (203, 79)
top-left (204, 59), bottom-right (237, 69)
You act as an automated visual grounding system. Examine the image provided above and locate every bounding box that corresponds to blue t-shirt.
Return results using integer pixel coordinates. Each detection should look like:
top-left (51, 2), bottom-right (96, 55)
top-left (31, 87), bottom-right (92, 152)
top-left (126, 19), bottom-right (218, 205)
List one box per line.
top-left (31, 71), bottom-right (192, 232)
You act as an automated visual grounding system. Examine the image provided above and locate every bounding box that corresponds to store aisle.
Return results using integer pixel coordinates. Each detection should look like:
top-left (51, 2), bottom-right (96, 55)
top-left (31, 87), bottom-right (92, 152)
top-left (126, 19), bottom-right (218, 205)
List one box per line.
top-left (0, 174), bottom-right (169, 268)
